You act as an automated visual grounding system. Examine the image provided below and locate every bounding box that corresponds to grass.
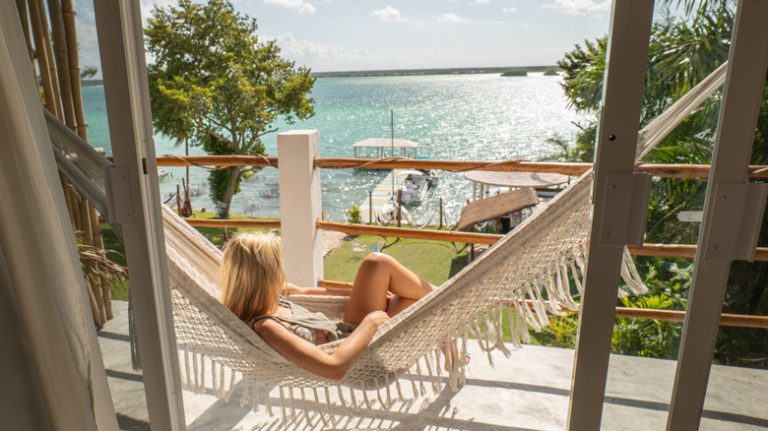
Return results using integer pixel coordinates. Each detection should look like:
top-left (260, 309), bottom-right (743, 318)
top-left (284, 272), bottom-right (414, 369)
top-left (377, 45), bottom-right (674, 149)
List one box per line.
top-left (323, 235), bottom-right (470, 286)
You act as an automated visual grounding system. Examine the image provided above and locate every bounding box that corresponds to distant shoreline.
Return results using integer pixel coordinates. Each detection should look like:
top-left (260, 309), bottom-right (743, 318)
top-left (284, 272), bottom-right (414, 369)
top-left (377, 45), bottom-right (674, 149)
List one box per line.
top-left (80, 65), bottom-right (560, 85)
top-left (312, 65), bottom-right (559, 78)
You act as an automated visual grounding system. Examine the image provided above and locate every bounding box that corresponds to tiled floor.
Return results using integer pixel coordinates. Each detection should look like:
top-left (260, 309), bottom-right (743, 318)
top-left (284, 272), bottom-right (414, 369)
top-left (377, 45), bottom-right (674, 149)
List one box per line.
top-left (99, 301), bottom-right (768, 430)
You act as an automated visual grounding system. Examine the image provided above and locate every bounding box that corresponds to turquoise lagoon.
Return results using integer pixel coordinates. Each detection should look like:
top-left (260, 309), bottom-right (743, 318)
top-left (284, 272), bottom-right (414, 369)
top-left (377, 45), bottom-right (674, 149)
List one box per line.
top-left (82, 72), bottom-right (585, 222)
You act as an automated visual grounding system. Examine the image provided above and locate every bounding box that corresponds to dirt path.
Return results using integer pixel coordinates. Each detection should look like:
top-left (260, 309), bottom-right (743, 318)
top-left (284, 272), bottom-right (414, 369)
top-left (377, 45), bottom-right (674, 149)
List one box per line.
top-left (322, 231), bottom-right (347, 256)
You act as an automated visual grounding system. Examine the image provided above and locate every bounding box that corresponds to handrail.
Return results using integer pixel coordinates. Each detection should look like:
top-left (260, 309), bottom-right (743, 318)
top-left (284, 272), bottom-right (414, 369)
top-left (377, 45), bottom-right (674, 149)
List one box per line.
top-left (317, 279), bottom-right (768, 329)
top-left (181, 217), bottom-right (768, 260)
top-left (184, 218), bottom-right (281, 229)
top-left (316, 220), bottom-right (501, 244)
top-left (154, 155), bottom-right (768, 180)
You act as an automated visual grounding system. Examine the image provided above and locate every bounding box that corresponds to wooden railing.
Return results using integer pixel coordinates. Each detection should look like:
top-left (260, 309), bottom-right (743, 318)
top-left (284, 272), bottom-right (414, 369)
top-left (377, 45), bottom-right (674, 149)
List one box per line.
top-left (182, 217), bottom-right (768, 261)
top-left (317, 279), bottom-right (768, 329)
top-left (155, 155), bottom-right (768, 180)
top-left (166, 154), bottom-right (768, 329)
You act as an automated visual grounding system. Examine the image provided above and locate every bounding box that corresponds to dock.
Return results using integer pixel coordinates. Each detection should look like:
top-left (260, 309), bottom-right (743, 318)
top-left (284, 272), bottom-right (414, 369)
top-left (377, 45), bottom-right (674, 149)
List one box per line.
top-left (359, 169), bottom-right (412, 222)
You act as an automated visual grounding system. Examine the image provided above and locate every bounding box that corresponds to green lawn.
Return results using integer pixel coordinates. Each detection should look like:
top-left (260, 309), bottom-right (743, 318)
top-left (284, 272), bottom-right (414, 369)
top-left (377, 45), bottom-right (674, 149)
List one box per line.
top-left (323, 235), bottom-right (470, 286)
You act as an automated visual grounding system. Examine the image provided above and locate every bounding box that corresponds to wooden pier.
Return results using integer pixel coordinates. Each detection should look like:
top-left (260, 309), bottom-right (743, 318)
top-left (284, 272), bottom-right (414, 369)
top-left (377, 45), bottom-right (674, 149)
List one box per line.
top-left (359, 169), bottom-right (413, 222)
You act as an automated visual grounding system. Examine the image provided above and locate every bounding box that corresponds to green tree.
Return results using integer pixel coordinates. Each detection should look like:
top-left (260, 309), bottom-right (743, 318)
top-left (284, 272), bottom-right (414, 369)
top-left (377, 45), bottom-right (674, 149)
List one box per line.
top-left (555, 1), bottom-right (768, 367)
top-left (145, 0), bottom-right (315, 218)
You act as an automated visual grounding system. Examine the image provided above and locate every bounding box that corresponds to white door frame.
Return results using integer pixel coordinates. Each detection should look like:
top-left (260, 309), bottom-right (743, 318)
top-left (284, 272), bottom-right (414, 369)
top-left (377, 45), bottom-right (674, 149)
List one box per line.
top-left (567, 1), bottom-right (654, 429)
top-left (667, 1), bottom-right (768, 429)
top-left (93, 0), bottom-right (186, 429)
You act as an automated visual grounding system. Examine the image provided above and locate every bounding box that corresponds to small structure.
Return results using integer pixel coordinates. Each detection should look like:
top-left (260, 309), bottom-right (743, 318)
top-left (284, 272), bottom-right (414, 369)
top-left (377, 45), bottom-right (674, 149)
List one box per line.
top-left (457, 187), bottom-right (539, 233)
top-left (352, 138), bottom-right (419, 159)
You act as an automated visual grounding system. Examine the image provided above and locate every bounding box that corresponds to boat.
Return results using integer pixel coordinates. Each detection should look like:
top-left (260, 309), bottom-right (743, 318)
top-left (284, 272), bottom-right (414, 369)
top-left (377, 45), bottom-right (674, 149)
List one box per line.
top-left (398, 169), bottom-right (435, 204)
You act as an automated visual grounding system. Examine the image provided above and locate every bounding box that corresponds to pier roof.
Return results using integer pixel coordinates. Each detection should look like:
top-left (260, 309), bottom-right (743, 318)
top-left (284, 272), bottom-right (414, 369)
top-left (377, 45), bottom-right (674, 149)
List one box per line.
top-left (352, 138), bottom-right (420, 148)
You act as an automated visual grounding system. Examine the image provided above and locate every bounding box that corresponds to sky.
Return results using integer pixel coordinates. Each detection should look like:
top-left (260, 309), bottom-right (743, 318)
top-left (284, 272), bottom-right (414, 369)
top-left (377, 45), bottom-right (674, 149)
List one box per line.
top-left (75, 0), bottom-right (614, 75)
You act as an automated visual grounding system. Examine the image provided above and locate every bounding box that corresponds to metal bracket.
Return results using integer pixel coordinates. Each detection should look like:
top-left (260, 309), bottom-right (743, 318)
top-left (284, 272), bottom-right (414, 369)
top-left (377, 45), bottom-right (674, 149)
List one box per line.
top-left (703, 182), bottom-right (768, 261)
top-left (598, 172), bottom-right (652, 246)
top-left (105, 165), bottom-right (135, 226)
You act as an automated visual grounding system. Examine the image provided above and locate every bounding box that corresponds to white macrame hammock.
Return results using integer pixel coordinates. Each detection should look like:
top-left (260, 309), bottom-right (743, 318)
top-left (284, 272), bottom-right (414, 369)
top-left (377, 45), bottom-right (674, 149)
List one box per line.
top-left (50, 62), bottom-right (726, 418)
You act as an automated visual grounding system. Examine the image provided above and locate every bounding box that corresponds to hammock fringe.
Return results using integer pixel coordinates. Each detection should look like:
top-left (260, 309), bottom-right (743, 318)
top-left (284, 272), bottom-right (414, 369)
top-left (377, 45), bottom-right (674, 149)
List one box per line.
top-left (170, 236), bottom-right (652, 423)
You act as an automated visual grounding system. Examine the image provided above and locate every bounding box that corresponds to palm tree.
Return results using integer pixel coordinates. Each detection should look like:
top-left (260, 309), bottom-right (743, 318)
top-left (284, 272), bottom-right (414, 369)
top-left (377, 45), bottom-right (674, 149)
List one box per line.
top-left (556, 1), bottom-right (768, 367)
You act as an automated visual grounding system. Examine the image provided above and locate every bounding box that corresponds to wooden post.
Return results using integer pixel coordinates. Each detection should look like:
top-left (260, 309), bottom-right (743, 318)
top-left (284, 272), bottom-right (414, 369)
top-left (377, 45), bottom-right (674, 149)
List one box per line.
top-left (396, 189), bottom-right (403, 227)
top-left (368, 190), bottom-right (373, 224)
top-left (439, 197), bottom-right (444, 229)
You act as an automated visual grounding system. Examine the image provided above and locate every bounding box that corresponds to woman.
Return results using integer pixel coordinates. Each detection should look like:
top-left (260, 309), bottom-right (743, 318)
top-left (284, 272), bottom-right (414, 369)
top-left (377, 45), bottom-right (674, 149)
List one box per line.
top-left (220, 232), bottom-right (434, 381)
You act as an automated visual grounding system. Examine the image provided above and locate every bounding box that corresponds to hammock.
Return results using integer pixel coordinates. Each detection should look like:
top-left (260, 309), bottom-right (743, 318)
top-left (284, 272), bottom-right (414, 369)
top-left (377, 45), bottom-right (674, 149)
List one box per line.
top-left (50, 62), bottom-right (726, 417)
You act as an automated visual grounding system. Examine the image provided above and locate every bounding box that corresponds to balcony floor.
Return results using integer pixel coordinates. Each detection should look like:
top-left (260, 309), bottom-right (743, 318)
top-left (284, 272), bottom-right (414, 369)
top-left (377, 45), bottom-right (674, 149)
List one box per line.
top-left (99, 301), bottom-right (768, 430)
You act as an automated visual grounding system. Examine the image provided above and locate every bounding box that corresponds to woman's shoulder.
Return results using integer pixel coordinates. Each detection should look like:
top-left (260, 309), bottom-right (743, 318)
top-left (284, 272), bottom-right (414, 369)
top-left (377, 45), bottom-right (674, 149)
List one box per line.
top-left (251, 316), bottom-right (286, 334)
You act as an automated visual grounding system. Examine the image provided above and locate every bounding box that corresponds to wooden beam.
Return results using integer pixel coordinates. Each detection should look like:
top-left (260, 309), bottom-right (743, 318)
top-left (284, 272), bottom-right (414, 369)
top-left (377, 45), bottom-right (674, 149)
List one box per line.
top-left (180, 216), bottom-right (768, 260)
top-left (667, 2), bottom-right (768, 429)
top-left (154, 155), bottom-right (768, 180)
top-left (183, 218), bottom-right (282, 229)
top-left (567, 2), bottom-right (655, 429)
top-left (317, 279), bottom-right (768, 329)
top-left (315, 220), bottom-right (501, 244)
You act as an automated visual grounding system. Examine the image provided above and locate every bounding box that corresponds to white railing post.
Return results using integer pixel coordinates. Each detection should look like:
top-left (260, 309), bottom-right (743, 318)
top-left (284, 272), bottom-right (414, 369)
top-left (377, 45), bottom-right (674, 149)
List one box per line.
top-left (278, 130), bottom-right (324, 286)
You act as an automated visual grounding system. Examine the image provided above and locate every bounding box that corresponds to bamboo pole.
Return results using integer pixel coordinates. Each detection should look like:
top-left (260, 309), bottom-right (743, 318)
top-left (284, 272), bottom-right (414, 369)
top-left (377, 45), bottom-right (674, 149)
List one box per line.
top-left (78, 196), bottom-right (106, 324)
top-left (61, 0), bottom-right (87, 139)
top-left (35, 0), bottom-right (64, 117)
top-left (27, 0), bottom-right (59, 116)
top-left (316, 278), bottom-right (768, 329)
top-left (154, 155), bottom-right (768, 181)
top-left (89, 203), bottom-right (112, 320)
top-left (47, 0), bottom-right (77, 129)
top-left (16, 0), bottom-right (34, 62)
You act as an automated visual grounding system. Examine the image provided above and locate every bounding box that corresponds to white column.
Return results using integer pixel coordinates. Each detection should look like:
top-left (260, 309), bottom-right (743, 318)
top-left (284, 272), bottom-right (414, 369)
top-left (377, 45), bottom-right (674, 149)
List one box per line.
top-left (94, 0), bottom-right (186, 429)
top-left (567, 1), bottom-right (654, 430)
top-left (278, 130), bottom-right (324, 286)
top-left (667, 1), bottom-right (768, 429)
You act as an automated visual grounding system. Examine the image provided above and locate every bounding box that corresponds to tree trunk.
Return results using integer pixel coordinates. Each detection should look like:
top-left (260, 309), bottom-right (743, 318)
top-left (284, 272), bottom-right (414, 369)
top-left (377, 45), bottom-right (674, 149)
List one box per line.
top-left (219, 166), bottom-right (242, 219)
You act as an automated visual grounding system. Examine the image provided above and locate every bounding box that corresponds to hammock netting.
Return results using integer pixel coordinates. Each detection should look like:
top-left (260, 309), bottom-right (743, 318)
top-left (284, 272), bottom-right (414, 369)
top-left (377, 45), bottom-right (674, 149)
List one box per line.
top-left (49, 62), bottom-right (727, 418)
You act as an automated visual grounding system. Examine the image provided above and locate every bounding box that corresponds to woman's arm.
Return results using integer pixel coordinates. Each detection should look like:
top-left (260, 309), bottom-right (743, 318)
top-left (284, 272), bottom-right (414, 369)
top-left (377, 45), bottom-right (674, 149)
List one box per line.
top-left (254, 311), bottom-right (389, 381)
top-left (284, 282), bottom-right (351, 297)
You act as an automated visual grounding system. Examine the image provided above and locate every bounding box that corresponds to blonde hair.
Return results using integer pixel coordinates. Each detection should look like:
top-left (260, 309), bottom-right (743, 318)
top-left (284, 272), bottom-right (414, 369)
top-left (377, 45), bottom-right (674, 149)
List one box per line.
top-left (220, 232), bottom-right (286, 322)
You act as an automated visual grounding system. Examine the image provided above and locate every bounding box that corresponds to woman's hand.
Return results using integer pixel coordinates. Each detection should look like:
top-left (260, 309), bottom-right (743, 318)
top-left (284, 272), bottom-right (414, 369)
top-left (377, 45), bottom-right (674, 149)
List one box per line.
top-left (362, 310), bottom-right (390, 328)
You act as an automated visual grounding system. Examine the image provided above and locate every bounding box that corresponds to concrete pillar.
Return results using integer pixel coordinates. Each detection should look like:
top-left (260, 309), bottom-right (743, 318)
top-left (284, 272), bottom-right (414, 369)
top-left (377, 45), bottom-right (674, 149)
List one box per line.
top-left (278, 130), bottom-right (324, 286)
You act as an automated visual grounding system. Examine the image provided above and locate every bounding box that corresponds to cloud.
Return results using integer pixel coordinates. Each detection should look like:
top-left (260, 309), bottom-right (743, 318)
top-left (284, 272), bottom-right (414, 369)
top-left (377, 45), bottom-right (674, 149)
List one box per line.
top-left (472, 0), bottom-right (492, 4)
top-left (264, 0), bottom-right (317, 15)
top-left (273, 33), bottom-right (369, 68)
top-left (371, 6), bottom-right (403, 22)
top-left (437, 12), bottom-right (470, 23)
top-left (543, 0), bottom-right (610, 17)
top-left (502, 6), bottom-right (516, 13)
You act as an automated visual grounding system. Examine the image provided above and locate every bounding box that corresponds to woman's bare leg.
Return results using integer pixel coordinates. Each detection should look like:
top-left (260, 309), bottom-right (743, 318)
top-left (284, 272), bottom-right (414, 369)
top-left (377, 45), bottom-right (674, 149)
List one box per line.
top-left (343, 253), bottom-right (433, 325)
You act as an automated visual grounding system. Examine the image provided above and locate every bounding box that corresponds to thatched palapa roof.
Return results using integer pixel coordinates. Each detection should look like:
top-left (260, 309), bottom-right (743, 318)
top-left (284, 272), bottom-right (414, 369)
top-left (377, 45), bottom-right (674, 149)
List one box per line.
top-left (457, 187), bottom-right (539, 231)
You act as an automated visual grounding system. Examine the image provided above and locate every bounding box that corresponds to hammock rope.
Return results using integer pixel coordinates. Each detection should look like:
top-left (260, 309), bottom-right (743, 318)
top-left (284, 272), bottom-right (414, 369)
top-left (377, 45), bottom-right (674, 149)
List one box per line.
top-left (48, 62), bottom-right (728, 418)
